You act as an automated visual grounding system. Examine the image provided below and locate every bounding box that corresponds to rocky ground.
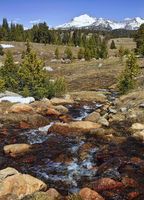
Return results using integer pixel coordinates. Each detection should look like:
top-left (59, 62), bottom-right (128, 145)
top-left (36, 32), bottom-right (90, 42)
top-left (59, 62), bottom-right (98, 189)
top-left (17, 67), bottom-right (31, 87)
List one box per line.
top-left (0, 89), bottom-right (144, 200)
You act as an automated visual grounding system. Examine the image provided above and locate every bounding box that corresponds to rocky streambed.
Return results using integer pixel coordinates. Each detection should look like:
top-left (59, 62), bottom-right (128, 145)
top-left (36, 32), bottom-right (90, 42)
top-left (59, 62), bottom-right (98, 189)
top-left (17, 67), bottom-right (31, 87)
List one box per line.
top-left (0, 90), bottom-right (144, 199)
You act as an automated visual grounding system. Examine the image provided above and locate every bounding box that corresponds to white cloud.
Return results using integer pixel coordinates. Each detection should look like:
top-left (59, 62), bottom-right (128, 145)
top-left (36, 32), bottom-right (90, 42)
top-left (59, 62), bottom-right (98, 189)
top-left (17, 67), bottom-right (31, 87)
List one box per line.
top-left (29, 19), bottom-right (41, 24)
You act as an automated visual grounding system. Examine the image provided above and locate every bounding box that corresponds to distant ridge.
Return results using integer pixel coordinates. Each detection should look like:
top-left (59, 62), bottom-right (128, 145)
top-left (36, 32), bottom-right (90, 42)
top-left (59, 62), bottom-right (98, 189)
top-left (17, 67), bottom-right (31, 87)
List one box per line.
top-left (56, 14), bottom-right (144, 30)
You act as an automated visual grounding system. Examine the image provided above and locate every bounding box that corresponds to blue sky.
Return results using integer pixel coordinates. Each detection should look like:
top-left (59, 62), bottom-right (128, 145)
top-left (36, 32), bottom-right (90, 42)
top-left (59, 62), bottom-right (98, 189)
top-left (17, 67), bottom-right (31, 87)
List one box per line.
top-left (0, 0), bottom-right (144, 28)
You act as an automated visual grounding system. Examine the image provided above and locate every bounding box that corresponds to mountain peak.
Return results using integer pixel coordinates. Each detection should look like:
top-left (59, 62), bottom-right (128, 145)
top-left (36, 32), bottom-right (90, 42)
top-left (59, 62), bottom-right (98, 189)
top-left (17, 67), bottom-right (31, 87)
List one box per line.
top-left (56, 14), bottom-right (144, 30)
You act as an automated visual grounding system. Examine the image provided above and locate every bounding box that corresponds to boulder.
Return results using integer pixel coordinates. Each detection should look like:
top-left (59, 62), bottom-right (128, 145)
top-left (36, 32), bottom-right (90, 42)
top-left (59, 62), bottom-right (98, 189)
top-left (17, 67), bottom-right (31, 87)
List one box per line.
top-left (50, 96), bottom-right (74, 105)
top-left (52, 105), bottom-right (68, 114)
top-left (4, 144), bottom-right (31, 157)
top-left (46, 188), bottom-right (61, 199)
top-left (0, 167), bottom-right (19, 180)
top-left (49, 121), bottom-right (101, 136)
top-left (46, 108), bottom-right (61, 117)
top-left (0, 113), bottom-right (50, 129)
top-left (31, 100), bottom-right (52, 115)
top-left (133, 130), bottom-right (144, 140)
top-left (0, 168), bottom-right (47, 199)
top-left (70, 91), bottom-right (107, 103)
top-left (84, 112), bottom-right (100, 123)
top-left (9, 104), bottom-right (34, 113)
top-left (91, 178), bottom-right (123, 192)
top-left (79, 188), bottom-right (104, 200)
top-left (98, 117), bottom-right (109, 127)
top-left (131, 123), bottom-right (144, 130)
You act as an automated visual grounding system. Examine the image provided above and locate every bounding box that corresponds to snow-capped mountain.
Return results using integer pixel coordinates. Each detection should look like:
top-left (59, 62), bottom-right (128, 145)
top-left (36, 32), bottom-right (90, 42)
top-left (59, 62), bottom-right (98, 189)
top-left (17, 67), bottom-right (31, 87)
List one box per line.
top-left (56, 14), bottom-right (144, 30)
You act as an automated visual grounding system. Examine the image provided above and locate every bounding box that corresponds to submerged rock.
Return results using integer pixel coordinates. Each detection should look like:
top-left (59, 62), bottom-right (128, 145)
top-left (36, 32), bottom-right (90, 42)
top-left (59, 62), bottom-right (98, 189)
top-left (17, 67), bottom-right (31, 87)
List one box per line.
top-left (91, 178), bottom-right (123, 192)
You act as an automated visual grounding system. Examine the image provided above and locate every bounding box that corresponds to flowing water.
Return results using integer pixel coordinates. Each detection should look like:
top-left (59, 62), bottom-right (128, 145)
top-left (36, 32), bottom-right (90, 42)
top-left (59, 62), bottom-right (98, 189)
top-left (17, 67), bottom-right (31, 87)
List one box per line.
top-left (1, 96), bottom-right (144, 198)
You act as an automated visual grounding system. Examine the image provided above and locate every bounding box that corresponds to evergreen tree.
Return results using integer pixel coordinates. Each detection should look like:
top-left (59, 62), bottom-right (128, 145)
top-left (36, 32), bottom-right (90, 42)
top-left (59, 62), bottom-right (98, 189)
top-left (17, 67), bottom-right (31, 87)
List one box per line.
top-left (64, 47), bottom-right (73, 60)
top-left (0, 45), bottom-right (4, 56)
top-left (110, 40), bottom-right (116, 49)
top-left (0, 78), bottom-right (5, 92)
top-left (84, 48), bottom-right (91, 61)
top-left (135, 24), bottom-right (144, 55)
top-left (18, 48), bottom-right (47, 98)
top-left (55, 47), bottom-right (60, 59)
top-left (100, 40), bottom-right (108, 59)
top-left (118, 53), bottom-right (140, 94)
top-left (0, 51), bottom-right (19, 91)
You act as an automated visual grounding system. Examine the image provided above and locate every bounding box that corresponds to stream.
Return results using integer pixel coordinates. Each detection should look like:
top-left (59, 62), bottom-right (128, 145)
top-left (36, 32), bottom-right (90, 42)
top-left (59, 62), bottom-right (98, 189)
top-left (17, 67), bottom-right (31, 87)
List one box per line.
top-left (0, 93), bottom-right (144, 199)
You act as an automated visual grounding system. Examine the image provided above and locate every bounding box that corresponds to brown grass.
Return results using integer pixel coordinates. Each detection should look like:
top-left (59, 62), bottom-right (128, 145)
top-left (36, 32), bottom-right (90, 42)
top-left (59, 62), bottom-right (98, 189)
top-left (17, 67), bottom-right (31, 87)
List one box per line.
top-left (0, 38), bottom-right (143, 92)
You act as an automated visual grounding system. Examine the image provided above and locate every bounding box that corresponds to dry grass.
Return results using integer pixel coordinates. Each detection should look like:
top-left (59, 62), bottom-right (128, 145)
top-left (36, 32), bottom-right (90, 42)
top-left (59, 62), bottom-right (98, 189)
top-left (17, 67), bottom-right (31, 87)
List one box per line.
top-left (0, 38), bottom-right (143, 92)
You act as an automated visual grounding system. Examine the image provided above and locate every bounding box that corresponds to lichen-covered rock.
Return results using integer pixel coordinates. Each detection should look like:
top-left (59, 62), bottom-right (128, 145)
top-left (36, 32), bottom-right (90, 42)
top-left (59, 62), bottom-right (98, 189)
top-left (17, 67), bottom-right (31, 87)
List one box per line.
top-left (0, 168), bottom-right (47, 199)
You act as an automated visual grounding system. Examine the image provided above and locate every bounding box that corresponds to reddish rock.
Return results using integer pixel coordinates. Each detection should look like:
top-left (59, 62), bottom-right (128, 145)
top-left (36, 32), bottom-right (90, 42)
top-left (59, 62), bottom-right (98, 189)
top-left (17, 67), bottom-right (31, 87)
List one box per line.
top-left (79, 187), bottom-right (104, 200)
top-left (128, 192), bottom-right (140, 200)
top-left (130, 157), bottom-right (144, 165)
top-left (19, 121), bottom-right (30, 129)
top-left (59, 115), bottom-right (72, 123)
top-left (46, 108), bottom-right (60, 117)
top-left (46, 188), bottom-right (61, 199)
top-left (9, 104), bottom-right (34, 113)
top-left (49, 121), bottom-right (101, 136)
top-left (92, 178), bottom-right (123, 191)
top-left (122, 177), bottom-right (138, 188)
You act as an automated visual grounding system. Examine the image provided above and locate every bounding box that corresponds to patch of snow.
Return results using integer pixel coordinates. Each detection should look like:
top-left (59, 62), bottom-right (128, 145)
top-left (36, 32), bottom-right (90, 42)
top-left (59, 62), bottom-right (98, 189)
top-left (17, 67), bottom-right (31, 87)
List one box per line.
top-left (43, 66), bottom-right (54, 72)
top-left (0, 96), bottom-right (35, 104)
top-left (0, 44), bottom-right (14, 49)
top-left (38, 122), bottom-right (54, 133)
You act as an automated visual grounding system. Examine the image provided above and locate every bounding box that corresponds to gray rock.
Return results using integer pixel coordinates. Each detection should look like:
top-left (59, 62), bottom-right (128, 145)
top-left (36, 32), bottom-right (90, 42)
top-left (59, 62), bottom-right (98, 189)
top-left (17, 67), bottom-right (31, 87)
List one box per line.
top-left (120, 107), bottom-right (127, 113)
top-left (139, 103), bottom-right (144, 108)
top-left (109, 108), bottom-right (117, 114)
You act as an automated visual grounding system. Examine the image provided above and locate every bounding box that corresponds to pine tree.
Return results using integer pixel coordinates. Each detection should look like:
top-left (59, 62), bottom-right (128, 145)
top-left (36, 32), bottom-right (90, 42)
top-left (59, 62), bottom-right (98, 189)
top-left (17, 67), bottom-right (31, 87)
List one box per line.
top-left (118, 53), bottom-right (140, 94)
top-left (0, 51), bottom-right (19, 91)
top-left (55, 47), bottom-right (60, 59)
top-left (135, 24), bottom-right (144, 55)
top-left (84, 48), bottom-right (91, 61)
top-left (110, 40), bottom-right (116, 49)
top-left (118, 46), bottom-right (125, 61)
top-left (0, 45), bottom-right (4, 56)
top-left (18, 48), bottom-right (47, 98)
top-left (64, 47), bottom-right (73, 60)
top-left (99, 40), bottom-right (108, 59)
top-left (0, 78), bottom-right (5, 92)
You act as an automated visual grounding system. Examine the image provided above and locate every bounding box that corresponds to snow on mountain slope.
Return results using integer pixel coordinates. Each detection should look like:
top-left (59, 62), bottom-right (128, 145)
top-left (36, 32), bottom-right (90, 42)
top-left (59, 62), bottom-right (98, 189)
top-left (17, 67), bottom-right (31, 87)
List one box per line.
top-left (56, 14), bottom-right (96, 28)
top-left (56, 14), bottom-right (144, 30)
